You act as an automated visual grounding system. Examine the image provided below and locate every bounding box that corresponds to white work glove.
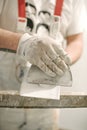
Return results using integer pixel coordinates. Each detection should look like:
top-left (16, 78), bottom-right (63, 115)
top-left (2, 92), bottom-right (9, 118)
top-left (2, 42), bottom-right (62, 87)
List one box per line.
top-left (17, 33), bottom-right (71, 77)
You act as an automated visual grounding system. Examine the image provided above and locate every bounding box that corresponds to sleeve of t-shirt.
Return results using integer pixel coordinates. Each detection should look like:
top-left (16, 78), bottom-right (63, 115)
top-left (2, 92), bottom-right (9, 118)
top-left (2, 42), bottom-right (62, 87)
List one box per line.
top-left (66, 0), bottom-right (86, 36)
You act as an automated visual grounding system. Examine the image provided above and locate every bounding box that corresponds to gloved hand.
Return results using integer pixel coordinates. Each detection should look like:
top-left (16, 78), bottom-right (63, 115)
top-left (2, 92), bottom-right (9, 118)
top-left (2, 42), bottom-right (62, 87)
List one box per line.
top-left (17, 33), bottom-right (71, 77)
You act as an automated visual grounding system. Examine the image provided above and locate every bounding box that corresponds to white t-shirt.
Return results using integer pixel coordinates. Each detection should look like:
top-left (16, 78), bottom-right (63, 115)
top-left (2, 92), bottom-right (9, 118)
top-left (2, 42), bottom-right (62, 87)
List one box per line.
top-left (0, 0), bottom-right (85, 36)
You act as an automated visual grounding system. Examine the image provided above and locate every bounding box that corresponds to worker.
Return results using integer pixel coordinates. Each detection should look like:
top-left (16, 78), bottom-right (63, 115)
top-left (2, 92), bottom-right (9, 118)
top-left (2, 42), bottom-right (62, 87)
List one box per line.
top-left (0, 0), bottom-right (85, 129)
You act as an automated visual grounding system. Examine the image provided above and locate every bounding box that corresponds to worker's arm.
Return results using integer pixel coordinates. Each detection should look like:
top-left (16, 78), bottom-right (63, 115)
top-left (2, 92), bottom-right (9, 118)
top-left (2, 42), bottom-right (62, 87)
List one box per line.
top-left (0, 28), bottom-right (22, 51)
top-left (66, 33), bottom-right (83, 64)
top-left (0, 28), bottom-right (71, 77)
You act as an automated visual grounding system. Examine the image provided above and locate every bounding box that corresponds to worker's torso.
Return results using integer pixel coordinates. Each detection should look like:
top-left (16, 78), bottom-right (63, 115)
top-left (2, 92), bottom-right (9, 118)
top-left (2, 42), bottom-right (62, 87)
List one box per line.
top-left (0, 0), bottom-right (73, 89)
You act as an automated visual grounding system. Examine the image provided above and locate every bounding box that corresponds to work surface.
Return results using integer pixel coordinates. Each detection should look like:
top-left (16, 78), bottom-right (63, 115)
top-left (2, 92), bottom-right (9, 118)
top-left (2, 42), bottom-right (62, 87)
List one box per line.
top-left (0, 91), bottom-right (87, 108)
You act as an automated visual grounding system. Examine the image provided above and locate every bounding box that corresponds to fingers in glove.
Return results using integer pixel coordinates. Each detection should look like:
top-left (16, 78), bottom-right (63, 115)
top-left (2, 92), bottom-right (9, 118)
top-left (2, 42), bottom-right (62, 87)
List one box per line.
top-left (52, 56), bottom-right (68, 72)
top-left (61, 54), bottom-right (72, 65)
top-left (37, 59), bottom-right (56, 77)
top-left (45, 45), bottom-right (67, 74)
top-left (45, 44), bottom-right (58, 61)
top-left (52, 44), bottom-right (71, 65)
top-left (41, 53), bottom-right (64, 76)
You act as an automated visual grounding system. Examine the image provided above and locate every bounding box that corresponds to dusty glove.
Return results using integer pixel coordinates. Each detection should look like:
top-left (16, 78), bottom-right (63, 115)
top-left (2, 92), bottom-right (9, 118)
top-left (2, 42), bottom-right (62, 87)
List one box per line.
top-left (17, 33), bottom-right (71, 77)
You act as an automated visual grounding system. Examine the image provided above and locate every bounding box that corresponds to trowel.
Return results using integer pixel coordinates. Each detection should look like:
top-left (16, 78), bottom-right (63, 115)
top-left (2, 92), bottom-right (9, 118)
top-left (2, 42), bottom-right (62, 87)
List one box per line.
top-left (25, 64), bottom-right (72, 86)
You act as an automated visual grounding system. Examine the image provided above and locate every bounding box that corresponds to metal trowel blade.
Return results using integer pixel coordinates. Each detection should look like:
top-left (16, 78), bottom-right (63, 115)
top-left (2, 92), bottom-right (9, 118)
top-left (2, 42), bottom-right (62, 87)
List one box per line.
top-left (25, 65), bottom-right (72, 87)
